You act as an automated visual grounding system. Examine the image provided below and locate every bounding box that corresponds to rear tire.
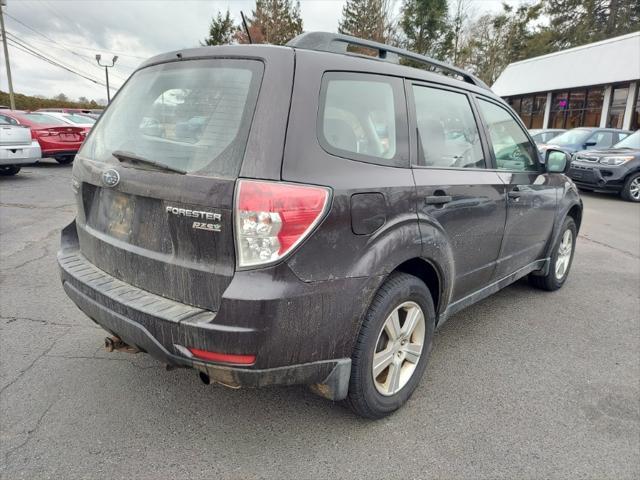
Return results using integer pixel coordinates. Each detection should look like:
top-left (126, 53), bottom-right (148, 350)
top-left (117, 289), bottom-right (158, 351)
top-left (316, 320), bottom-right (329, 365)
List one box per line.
top-left (346, 273), bottom-right (435, 419)
top-left (55, 155), bottom-right (74, 164)
top-left (620, 173), bottom-right (640, 202)
top-left (0, 165), bottom-right (21, 176)
top-left (529, 216), bottom-right (577, 291)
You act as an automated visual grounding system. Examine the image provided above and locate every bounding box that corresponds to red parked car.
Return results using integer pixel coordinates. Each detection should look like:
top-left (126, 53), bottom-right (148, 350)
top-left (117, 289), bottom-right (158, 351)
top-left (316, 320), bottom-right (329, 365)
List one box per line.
top-left (0, 110), bottom-right (86, 164)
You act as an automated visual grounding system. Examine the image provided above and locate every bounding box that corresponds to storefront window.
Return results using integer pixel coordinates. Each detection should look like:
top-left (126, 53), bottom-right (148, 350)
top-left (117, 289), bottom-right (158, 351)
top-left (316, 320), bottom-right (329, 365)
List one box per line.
top-left (530, 94), bottom-right (547, 129)
top-left (607, 85), bottom-right (629, 128)
top-left (566, 90), bottom-right (586, 128)
top-left (549, 92), bottom-right (568, 128)
top-left (632, 89), bottom-right (640, 130)
top-left (583, 88), bottom-right (603, 126)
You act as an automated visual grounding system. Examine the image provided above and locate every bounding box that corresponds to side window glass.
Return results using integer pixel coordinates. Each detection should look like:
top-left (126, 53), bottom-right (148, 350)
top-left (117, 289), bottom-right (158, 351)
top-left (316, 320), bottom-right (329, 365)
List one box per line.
top-left (319, 73), bottom-right (404, 167)
top-left (478, 99), bottom-right (539, 172)
top-left (588, 131), bottom-right (613, 149)
top-left (0, 115), bottom-right (18, 125)
top-left (412, 85), bottom-right (485, 168)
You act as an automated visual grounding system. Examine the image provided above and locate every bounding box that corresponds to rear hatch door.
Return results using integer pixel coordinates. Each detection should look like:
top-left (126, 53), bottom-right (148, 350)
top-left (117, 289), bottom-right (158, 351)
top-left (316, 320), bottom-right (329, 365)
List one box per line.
top-left (0, 125), bottom-right (31, 146)
top-left (73, 52), bottom-right (291, 311)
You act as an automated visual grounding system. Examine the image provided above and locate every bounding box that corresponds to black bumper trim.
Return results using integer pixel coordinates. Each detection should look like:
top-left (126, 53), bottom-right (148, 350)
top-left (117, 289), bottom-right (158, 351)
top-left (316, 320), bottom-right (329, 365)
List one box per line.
top-left (61, 274), bottom-right (351, 400)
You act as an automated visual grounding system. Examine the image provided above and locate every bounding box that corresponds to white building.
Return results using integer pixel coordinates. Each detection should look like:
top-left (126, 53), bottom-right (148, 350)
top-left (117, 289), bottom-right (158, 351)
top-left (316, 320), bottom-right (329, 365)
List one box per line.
top-left (492, 31), bottom-right (640, 131)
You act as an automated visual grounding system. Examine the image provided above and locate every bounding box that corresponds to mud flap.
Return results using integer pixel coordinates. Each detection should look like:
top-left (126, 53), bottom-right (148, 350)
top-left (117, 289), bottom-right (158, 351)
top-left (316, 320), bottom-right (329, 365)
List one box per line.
top-left (309, 359), bottom-right (351, 401)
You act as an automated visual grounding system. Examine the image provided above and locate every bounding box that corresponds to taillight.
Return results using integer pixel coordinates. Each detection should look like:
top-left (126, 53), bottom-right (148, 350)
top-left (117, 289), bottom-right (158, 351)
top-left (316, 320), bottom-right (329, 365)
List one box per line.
top-left (235, 179), bottom-right (330, 268)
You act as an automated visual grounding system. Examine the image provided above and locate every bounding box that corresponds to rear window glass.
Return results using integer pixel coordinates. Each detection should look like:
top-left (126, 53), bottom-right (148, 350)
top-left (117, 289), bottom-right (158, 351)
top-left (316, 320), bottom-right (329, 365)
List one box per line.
top-left (64, 114), bottom-right (95, 124)
top-left (24, 113), bottom-right (67, 125)
top-left (80, 59), bottom-right (263, 177)
top-left (319, 72), bottom-right (406, 167)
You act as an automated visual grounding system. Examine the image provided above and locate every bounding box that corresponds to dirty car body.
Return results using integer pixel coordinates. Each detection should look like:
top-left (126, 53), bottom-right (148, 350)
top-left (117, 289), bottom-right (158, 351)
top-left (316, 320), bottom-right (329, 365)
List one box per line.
top-left (58, 34), bottom-right (582, 417)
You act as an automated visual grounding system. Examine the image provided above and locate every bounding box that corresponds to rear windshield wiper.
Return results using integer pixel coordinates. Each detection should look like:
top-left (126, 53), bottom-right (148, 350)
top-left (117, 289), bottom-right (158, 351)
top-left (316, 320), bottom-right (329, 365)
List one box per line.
top-left (112, 150), bottom-right (187, 174)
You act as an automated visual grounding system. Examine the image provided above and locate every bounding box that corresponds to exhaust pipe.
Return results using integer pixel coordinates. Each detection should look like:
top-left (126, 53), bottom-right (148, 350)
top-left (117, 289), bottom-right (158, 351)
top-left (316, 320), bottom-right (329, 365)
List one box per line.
top-left (104, 336), bottom-right (140, 354)
top-left (199, 371), bottom-right (211, 385)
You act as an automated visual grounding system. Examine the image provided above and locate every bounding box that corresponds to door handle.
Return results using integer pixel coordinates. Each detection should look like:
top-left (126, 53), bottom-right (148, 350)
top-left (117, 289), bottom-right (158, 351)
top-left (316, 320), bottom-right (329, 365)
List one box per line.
top-left (425, 195), bottom-right (452, 205)
top-left (507, 187), bottom-right (522, 199)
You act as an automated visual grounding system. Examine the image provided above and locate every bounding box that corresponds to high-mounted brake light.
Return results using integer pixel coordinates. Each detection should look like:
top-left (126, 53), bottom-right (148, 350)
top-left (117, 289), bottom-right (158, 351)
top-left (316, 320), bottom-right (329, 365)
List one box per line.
top-left (235, 180), bottom-right (330, 268)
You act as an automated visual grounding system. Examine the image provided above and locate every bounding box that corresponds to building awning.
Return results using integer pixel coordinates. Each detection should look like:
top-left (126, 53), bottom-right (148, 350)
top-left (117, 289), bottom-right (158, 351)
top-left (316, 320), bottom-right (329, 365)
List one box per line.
top-left (492, 32), bottom-right (640, 97)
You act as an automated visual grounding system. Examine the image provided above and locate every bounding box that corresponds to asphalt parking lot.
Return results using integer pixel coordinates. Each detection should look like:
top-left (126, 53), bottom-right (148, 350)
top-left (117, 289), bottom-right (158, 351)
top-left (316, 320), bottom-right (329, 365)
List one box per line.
top-left (1, 160), bottom-right (639, 479)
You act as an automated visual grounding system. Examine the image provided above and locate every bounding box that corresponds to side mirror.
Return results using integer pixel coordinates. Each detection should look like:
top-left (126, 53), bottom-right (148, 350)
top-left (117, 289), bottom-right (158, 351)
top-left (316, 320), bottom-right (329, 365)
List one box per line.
top-left (545, 149), bottom-right (571, 173)
top-left (583, 141), bottom-right (597, 149)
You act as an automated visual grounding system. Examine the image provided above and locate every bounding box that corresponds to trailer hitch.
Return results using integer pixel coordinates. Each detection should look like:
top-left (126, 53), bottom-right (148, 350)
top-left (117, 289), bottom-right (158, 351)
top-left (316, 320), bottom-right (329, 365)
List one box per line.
top-left (104, 336), bottom-right (140, 354)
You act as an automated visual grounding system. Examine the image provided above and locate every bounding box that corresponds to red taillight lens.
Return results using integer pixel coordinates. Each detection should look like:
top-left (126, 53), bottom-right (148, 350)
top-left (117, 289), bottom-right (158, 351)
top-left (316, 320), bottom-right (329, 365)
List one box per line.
top-left (188, 348), bottom-right (256, 365)
top-left (235, 180), bottom-right (330, 268)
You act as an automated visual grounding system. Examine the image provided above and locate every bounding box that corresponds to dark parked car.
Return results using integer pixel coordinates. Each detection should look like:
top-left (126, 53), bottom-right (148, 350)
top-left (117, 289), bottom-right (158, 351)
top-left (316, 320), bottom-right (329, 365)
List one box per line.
top-left (539, 127), bottom-right (631, 155)
top-left (568, 130), bottom-right (640, 202)
top-left (58, 32), bottom-right (582, 418)
top-left (529, 128), bottom-right (566, 144)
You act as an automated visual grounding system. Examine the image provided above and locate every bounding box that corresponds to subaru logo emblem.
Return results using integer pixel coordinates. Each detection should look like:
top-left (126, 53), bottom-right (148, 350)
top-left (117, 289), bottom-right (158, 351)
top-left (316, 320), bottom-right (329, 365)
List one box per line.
top-left (102, 169), bottom-right (120, 188)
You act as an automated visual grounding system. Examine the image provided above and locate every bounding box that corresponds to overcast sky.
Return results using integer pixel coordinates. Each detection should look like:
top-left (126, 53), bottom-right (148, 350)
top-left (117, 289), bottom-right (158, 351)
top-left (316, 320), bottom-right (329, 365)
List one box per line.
top-left (1, 0), bottom-right (506, 103)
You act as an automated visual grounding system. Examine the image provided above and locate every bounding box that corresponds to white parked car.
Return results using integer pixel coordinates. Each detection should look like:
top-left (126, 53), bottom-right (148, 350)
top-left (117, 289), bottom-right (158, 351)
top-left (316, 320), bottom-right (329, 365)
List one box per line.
top-left (0, 113), bottom-right (42, 176)
top-left (38, 111), bottom-right (96, 128)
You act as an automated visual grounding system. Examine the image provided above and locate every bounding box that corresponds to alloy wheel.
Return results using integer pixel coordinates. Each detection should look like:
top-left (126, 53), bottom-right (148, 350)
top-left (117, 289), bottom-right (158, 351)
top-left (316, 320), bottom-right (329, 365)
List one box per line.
top-left (372, 301), bottom-right (425, 396)
top-left (629, 177), bottom-right (640, 201)
top-left (555, 229), bottom-right (573, 280)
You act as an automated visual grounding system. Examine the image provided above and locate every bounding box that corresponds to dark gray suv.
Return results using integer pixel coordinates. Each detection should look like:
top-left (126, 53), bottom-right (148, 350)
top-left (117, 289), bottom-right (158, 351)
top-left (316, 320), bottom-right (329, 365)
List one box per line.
top-left (58, 32), bottom-right (582, 418)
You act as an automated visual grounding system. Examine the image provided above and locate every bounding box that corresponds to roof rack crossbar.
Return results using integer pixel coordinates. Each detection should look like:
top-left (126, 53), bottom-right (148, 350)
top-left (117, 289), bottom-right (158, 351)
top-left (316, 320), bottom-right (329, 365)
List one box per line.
top-left (286, 32), bottom-right (489, 90)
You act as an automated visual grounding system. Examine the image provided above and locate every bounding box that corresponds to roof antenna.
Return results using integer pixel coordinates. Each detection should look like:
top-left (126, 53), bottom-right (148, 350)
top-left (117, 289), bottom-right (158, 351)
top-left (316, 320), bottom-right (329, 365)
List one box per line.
top-left (240, 11), bottom-right (253, 44)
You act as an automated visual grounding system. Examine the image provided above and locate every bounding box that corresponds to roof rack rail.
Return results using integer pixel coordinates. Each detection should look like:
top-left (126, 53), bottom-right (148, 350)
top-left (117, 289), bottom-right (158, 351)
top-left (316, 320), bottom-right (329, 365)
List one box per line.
top-left (286, 32), bottom-right (489, 90)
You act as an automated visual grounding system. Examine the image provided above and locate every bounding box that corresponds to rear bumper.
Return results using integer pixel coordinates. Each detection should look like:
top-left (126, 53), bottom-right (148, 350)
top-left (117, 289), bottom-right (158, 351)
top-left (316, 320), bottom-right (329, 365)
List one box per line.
top-left (41, 148), bottom-right (79, 158)
top-left (57, 222), bottom-right (369, 400)
top-left (0, 141), bottom-right (41, 165)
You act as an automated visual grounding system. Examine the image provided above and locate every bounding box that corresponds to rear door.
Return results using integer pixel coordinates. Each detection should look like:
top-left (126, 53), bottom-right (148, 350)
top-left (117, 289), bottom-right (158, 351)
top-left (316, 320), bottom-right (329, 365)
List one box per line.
top-left (474, 96), bottom-right (557, 278)
top-left (73, 50), bottom-right (293, 312)
top-left (408, 82), bottom-right (507, 301)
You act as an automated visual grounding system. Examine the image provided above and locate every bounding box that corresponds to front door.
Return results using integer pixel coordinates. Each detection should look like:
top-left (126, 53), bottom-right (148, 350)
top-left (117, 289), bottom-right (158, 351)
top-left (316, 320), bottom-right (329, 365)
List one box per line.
top-left (475, 97), bottom-right (558, 279)
top-left (409, 83), bottom-right (507, 302)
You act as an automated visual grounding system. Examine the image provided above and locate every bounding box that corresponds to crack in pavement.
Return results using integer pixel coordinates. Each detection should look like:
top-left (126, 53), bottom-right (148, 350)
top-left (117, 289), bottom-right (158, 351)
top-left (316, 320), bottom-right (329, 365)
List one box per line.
top-left (0, 202), bottom-right (75, 210)
top-left (2, 397), bottom-right (57, 464)
top-left (578, 234), bottom-right (640, 259)
top-left (0, 327), bottom-right (72, 397)
top-left (0, 227), bottom-right (60, 269)
top-left (45, 353), bottom-right (163, 371)
top-left (0, 314), bottom-right (82, 328)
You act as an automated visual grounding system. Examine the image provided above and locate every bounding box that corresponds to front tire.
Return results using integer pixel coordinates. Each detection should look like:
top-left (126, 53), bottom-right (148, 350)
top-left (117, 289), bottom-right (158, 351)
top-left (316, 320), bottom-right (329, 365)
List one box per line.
top-left (621, 173), bottom-right (640, 202)
top-left (0, 165), bottom-right (21, 176)
top-left (346, 273), bottom-right (435, 419)
top-left (529, 216), bottom-right (577, 291)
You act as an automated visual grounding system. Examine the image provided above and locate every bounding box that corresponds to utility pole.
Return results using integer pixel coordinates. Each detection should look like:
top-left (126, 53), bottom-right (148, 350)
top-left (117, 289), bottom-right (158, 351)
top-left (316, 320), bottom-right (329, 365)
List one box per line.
top-left (95, 54), bottom-right (118, 103)
top-left (0, 0), bottom-right (16, 109)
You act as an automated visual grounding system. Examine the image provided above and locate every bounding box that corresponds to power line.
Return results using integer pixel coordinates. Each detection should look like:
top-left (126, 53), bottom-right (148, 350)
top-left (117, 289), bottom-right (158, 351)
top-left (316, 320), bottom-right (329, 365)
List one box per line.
top-left (3, 13), bottom-right (131, 79)
top-left (4, 10), bottom-right (147, 60)
top-left (5, 35), bottom-right (120, 90)
top-left (5, 31), bottom-right (118, 87)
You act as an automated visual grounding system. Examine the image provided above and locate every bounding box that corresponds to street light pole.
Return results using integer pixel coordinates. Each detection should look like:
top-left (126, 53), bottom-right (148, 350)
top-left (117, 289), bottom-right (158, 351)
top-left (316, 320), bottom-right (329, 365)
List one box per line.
top-left (95, 54), bottom-right (118, 103)
top-left (0, 0), bottom-right (16, 109)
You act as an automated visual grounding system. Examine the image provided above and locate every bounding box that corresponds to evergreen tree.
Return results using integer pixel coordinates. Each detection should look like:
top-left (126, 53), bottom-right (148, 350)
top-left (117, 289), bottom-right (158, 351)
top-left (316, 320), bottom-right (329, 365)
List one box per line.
top-left (544, 0), bottom-right (640, 49)
top-left (237, 1), bottom-right (303, 45)
top-left (338, 0), bottom-right (393, 44)
top-left (457, 3), bottom-right (544, 85)
top-left (400, 0), bottom-right (452, 59)
top-left (202, 9), bottom-right (236, 46)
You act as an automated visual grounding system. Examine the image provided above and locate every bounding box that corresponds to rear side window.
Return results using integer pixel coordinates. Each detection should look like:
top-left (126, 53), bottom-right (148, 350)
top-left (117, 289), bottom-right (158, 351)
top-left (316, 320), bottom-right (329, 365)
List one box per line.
top-left (80, 59), bottom-right (264, 178)
top-left (477, 99), bottom-right (539, 172)
top-left (412, 85), bottom-right (485, 169)
top-left (319, 72), bottom-right (407, 167)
